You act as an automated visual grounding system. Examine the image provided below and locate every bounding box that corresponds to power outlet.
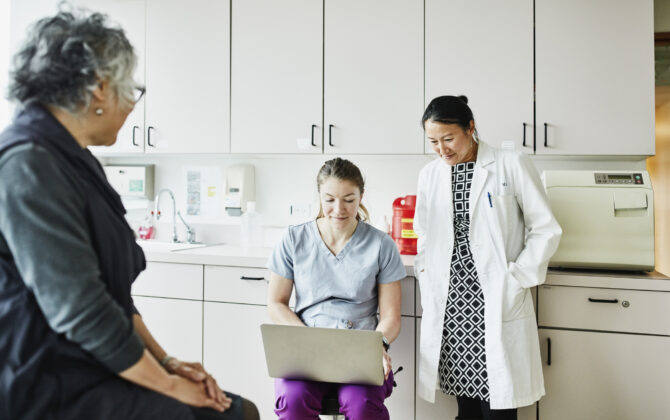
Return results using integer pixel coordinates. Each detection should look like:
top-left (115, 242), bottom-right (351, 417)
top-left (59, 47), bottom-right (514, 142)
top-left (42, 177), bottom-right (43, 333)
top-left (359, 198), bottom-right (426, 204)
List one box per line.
top-left (289, 203), bottom-right (311, 219)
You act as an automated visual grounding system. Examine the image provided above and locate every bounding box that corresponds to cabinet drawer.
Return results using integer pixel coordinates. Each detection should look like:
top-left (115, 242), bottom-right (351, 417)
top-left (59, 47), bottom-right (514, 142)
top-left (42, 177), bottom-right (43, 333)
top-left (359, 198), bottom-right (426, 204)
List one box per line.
top-left (132, 262), bottom-right (203, 300)
top-left (205, 265), bottom-right (288, 305)
top-left (538, 285), bottom-right (670, 335)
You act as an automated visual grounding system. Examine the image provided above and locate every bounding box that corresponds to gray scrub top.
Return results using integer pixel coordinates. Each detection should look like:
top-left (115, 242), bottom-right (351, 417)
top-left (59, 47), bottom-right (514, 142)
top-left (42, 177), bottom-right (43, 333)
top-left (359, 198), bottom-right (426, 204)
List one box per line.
top-left (268, 220), bottom-right (406, 331)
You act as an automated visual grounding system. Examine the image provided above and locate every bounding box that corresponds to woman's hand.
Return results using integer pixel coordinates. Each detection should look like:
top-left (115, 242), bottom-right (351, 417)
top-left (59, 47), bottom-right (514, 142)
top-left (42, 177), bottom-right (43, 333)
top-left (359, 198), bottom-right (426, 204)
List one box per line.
top-left (165, 359), bottom-right (232, 409)
top-left (382, 349), bottom-right (393, 380)
top-left (167, 375), bottom-right (229, 412)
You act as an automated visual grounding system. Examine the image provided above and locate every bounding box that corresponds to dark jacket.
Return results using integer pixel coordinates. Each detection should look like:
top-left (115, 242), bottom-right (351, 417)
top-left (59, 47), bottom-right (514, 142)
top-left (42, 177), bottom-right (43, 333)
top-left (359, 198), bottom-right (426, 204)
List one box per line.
top-left (0, 104), bottom-right (146, 419)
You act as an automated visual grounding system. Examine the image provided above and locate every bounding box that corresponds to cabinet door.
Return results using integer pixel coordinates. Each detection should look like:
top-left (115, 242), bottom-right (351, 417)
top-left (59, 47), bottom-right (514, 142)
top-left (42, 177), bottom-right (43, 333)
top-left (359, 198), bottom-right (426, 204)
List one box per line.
top-left (538, 329), bottom-right (670, 420)
top-left (425, 0), bottom-right (533, 153)
top-left (536, 0), bottom-right (654, 155)
top-left (145, 0), bottom-right (230, 153)
top-left (204, 302), bottom-right (275, 419)
top-left (324, 0), bottom-right (423, 154)
top-left (9, 0), bottom-right (60, 55)
top-left (230, 0), bottom-right (322, 154)
top-left (76, 0), bottom-right (146, 155)
top-left (133, 296), bottom-right (203, 363)
top-left (385, 316), bottom-right (415, 420)
top-left (415, 318), bottom-right (537, 420)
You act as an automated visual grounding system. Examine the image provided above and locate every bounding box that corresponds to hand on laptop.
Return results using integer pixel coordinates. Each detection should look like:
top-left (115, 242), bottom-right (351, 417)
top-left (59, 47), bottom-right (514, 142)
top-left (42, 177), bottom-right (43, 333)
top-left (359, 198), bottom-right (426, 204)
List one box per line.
top-left (165, 358), bottom-right (233, 411)
top-left (382, 350), bottom-right (392, 380)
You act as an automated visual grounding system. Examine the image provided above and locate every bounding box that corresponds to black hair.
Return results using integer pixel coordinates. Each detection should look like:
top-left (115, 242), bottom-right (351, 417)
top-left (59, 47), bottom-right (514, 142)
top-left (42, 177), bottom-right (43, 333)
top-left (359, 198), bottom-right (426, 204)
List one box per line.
top-left (421, 95), bottom-right (475, 134)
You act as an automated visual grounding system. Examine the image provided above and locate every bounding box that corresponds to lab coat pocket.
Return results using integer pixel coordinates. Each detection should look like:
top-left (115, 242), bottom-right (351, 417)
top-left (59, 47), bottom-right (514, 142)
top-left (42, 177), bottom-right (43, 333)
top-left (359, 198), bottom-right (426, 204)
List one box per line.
top-left (502, 271), bottom-right (531, 321)
top-left (492, 194), bottom-right (520, 238)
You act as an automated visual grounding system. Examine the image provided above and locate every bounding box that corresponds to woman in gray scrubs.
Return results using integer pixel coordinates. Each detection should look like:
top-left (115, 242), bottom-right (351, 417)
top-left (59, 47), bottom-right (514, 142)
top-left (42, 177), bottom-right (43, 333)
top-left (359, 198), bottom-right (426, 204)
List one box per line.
top-left (267, 158), bottom-right (406, 420)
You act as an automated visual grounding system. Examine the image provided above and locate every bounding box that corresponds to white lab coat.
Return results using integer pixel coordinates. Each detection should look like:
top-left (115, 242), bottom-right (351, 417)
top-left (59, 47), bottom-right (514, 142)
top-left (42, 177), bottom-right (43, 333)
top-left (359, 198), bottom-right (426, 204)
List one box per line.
top-left (413, 141), bottom-right (562, 409)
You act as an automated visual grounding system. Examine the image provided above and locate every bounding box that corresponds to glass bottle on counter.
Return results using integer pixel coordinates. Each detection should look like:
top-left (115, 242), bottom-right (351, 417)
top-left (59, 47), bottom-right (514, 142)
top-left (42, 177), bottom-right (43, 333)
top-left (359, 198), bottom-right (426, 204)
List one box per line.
top-left (137, 211), bottom-right (155, 240)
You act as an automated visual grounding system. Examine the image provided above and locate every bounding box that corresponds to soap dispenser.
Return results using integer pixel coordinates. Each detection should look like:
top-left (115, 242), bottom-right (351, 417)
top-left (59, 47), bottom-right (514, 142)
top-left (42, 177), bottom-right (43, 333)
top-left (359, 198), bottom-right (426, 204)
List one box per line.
top-left (223, 164), bottom-right (255, 216)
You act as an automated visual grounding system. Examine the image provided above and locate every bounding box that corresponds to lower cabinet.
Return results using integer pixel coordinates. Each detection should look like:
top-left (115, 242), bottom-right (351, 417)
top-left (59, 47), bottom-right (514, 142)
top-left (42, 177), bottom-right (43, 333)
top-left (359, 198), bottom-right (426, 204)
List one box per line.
top-left (414, 318), bottom-right (537, 420)
top-left (203, 302), bottom-right (276, 419)
top-left (203, 302), bottom-right (416, 420)
top-left (538, 328), bottom-right (670, 420)
top-left (133, 295), bottom-right (203, 363)
top-left (384, 316), bottom-right (415, 420)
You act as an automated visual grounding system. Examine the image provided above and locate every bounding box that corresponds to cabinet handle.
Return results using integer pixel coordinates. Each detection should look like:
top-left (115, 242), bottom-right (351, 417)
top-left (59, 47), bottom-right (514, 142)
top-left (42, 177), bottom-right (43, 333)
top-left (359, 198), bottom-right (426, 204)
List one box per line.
top-left (132, 125), bottom-right (140, 147)
top-left (147, 126), bottom-right (155, 147)
top-left (311, 124), bottom-right (317, 147)
top-left (547, 337), bottom-right (552, 366)
top-left (522, 122), bottom-right (527, 147)
top-left (544, 122), bottom-right (548, 147)
top-left (240, 275), bottom-right (266, 282)
top-left (328, 124), bottom-right (334, 147)
top-left (588, 297), bottom-right (619, 304)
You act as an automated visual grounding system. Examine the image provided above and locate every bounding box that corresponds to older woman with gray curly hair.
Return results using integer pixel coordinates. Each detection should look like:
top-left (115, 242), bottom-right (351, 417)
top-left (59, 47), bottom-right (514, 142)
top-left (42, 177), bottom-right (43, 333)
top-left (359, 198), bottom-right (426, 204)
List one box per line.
top-left (0, 7), bottom-right (258, 420)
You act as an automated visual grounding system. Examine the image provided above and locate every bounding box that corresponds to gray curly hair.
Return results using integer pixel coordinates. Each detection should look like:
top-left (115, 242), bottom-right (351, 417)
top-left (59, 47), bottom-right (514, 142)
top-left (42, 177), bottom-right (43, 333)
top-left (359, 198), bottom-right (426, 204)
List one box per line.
top-left (8, 4), bottom-right (138, 114)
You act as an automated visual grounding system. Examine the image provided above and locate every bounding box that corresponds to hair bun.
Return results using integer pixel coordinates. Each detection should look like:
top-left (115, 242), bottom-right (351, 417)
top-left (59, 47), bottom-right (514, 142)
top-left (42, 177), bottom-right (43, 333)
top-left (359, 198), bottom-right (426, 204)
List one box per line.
top-left (457, 95), bottom-right (469, 104)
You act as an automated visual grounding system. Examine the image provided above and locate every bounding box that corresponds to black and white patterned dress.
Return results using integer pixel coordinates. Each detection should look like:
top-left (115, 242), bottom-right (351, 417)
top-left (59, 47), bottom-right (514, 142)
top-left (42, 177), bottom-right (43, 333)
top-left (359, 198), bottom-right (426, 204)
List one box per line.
top-left (438, 161), bottom-right (489, 401)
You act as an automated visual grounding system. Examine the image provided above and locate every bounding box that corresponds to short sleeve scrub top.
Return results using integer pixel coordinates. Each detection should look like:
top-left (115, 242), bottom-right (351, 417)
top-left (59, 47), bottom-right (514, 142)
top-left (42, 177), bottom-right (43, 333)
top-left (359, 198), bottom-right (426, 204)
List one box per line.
top-left (267, 220), bottom-right (406, 331)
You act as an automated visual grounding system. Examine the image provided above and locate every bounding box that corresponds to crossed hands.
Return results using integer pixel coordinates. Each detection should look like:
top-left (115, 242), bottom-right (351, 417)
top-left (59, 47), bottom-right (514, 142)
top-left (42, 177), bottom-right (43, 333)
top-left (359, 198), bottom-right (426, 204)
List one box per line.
top-left (164, 358), bottom-right (233, 413)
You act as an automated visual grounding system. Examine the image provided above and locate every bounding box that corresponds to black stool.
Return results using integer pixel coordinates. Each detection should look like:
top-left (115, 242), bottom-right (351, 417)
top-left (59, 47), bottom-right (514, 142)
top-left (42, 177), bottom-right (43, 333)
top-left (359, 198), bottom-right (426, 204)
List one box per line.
top-left (320, 391), bottom-right (345, 419)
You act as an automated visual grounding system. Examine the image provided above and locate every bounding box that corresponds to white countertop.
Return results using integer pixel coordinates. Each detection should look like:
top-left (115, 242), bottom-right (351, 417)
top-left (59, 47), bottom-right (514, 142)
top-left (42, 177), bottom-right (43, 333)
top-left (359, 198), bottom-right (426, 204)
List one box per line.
top-left (141, 242), bottom-right (418, 276)
top-left (139, 242), bottom-right (670, 291)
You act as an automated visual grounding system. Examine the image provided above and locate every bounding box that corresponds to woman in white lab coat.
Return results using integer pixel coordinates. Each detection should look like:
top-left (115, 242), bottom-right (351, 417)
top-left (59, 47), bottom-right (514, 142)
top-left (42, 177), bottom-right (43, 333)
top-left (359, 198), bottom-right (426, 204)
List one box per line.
top-left (413, 96), bottom-right (562, 420)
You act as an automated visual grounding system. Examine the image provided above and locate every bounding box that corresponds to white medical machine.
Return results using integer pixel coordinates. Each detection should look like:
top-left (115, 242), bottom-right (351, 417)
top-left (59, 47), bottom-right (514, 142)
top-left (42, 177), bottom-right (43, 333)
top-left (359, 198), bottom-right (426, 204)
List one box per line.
top-left (542, 170), bottom-right (654, 271)
top-left (103, 165), bottom-right (155, 199)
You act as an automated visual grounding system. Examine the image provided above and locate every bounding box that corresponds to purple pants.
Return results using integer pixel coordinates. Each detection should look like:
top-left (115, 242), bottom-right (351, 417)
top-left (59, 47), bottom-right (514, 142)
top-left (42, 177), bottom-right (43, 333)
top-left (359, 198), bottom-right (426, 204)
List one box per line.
top-left (274, 372), bottom-right (394, 420)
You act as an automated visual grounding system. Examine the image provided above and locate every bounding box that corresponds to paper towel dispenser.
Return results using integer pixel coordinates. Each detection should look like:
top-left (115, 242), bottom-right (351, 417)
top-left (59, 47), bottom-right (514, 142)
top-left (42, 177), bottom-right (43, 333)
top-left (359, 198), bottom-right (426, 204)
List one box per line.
top-left (542, 170), bottom-right (654, 271)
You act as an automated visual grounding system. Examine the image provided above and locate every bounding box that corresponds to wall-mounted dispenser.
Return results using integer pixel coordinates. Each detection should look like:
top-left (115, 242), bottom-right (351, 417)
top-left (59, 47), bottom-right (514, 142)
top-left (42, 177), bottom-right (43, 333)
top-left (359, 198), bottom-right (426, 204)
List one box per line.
top-left (224, 164), bottom-right (255, 216)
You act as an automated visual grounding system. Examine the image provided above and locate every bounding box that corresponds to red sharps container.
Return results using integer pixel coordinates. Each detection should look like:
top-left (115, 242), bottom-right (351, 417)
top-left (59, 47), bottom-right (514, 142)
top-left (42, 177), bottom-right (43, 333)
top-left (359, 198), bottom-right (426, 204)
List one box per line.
top-left (392, 195), bottom-right (417, 255)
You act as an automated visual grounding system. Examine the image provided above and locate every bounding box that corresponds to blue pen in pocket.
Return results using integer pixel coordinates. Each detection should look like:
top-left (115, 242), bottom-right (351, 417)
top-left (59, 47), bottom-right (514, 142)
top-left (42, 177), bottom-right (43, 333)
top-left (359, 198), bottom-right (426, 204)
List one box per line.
top-left (487, 192), bottom-right (493, 208)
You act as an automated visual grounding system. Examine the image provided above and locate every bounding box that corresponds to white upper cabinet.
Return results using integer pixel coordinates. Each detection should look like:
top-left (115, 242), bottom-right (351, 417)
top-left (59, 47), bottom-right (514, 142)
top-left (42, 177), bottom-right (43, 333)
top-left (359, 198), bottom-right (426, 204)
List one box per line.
top-left (230, 0), bottom-right (323, 154)
top-left (536, 0), bottom-right (655, 156)
top-left (324, 0), bottom-right (424, 154)
top-left (425, 0), bottom-right (533, 154)
top-left (144, 0), bottom-right (230, 154)
top-left (75, 0), bottom-right (146, 155)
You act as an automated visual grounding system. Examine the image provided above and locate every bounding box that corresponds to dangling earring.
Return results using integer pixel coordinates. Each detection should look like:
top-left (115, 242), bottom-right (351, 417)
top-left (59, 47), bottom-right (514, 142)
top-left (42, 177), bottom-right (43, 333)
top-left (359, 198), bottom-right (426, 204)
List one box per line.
top-left (95, 108), bottom-right (104, 116)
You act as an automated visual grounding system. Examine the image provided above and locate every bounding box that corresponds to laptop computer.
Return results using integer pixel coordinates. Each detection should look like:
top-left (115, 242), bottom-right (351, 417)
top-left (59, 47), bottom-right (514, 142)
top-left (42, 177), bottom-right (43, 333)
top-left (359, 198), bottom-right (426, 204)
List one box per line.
top-left (260, 324), bottom-right (384, 386)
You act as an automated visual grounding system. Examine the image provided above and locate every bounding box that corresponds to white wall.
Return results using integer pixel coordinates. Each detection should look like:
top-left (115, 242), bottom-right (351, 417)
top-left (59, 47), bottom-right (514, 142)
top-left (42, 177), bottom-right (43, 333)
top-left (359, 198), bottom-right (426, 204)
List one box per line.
top-left (103, 152), bottom-right (647, 246)
top-left (0, 0), bottom-right (11, 128)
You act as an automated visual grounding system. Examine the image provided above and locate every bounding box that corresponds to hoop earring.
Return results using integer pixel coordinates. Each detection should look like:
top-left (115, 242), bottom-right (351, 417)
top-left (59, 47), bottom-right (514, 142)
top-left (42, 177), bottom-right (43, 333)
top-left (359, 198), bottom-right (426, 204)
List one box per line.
top-left (472, 131), bottom-right (479, 144)
top-left (95, 108), bottom-right (104, 116)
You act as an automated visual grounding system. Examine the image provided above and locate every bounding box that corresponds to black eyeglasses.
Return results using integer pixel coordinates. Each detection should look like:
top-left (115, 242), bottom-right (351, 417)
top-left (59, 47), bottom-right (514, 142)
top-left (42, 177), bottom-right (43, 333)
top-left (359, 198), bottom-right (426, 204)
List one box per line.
top-left (133, 86), bottom-right (146, 103)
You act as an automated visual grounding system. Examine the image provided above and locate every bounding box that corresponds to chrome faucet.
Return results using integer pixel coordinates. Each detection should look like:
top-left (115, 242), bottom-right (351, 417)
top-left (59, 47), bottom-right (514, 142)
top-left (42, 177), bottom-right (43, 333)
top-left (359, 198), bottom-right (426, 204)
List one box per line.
top-left (154, 188), bottom-right (179, 242)
top-left (177, 210), bottom-right (196, 244)
top-left (154, 188), bottom-right (198, 244)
